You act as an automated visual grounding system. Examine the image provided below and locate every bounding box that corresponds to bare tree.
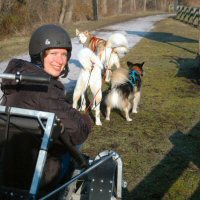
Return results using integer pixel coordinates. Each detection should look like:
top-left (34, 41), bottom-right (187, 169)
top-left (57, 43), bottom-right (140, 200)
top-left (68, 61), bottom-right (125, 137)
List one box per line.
top-left (93, 0), bottom-right (98, 20)
top-left (130, 0), bottom-right (135, 12)
top-left (143, 0), bottom-right (147, 11)
top-left (59, 0), bottom-right (74, 24)
top-left (154, 0), bottom-right (158, 10)
top-left (64, 0), bottom-right (74, 23)
top-left (59, 0), bottom-right (67, 24)
top-left (101, 0), bottom-right (107, 16)
top-left (118, 0), bottom-right (123, 13)
top-left (133, 0), bottom-right (137, 11)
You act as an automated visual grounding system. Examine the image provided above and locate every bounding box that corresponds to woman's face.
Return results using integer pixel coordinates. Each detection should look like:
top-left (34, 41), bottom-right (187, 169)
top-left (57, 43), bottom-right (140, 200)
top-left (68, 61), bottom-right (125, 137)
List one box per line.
top-left (44, 48), bottom-right (68, 77)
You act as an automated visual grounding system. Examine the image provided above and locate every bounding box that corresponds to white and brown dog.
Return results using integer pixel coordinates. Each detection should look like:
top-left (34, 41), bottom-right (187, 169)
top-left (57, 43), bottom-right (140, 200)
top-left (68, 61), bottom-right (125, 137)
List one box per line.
top-left (76, 29), bottom-right (128, 82)
top-left (73, 48), bottom-right (104, 126)
top-left (105, 61), bottom-right (144, 122)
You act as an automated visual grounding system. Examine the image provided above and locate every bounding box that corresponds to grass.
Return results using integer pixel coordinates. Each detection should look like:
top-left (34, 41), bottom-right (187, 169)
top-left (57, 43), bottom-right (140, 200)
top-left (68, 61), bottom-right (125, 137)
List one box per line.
top-left (81, 17), bottom-right (200, 199)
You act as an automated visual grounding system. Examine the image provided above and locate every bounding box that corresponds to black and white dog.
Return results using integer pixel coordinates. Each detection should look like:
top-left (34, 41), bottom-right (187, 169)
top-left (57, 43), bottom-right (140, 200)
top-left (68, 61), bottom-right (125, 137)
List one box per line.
top-left (105, 61), bottom-right (144, 121)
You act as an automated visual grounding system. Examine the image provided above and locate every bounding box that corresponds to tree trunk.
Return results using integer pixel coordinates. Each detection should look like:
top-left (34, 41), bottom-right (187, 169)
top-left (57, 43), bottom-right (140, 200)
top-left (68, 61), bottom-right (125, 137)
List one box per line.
top-left (118, 0), bottom-right (123, 13)
top-left (93, 0), bottom-right (98, 20)
top-left (155, 0), bottom-right (158, 10)
top-left (59, 0), bottom-right (67, 24)
top-left (101, 0), bottom-right (107, 16)
top-left (133, 0), bottom-right (137, 11)
top-left (143, 0), bottom-right (147, 11)
top-left (130, 0), bottom-right (135, 12)
top-left (64, 1), bottom-right (73, 23)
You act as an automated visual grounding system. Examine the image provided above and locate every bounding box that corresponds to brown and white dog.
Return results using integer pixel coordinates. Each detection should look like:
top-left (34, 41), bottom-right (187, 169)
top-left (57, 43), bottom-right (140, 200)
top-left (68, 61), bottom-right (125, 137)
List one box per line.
top-left (76, 29), bottom-right (128, 82)
top-left (105, 61), bottom-right (144, 122)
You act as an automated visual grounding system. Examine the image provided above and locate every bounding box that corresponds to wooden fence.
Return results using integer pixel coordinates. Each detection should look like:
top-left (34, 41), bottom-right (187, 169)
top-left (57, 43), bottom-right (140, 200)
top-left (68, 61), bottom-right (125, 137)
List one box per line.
top-left (176, 5), bottom-right (200, 71)
top-left (176, 5), bottom-right (200, 27)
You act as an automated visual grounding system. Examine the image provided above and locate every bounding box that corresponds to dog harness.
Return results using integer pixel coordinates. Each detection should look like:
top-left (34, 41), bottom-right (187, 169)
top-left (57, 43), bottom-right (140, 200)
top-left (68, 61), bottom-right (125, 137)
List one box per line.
top-left (92, 36), bottom-right (98, 52)
top-left (129, 70), bottom-right (140, 87)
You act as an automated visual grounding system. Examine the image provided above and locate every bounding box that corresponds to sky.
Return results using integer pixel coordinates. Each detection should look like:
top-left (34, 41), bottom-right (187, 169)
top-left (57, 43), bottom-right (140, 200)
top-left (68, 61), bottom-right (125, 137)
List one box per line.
top-left (0, 14), bottom-right (173, 96)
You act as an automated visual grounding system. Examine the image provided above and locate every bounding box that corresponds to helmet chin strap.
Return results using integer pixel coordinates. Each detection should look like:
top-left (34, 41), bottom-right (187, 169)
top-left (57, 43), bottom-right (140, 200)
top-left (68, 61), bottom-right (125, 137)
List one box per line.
top-left (30, 54), bottom-right (42, 67)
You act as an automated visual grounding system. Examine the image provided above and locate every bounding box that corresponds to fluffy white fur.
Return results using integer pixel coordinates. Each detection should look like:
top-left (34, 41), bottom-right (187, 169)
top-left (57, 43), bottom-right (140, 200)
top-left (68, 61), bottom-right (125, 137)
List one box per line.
top-left (73, 48), bottom-right (104, 126)
top-left (76, 29), bottom-right (128, 82)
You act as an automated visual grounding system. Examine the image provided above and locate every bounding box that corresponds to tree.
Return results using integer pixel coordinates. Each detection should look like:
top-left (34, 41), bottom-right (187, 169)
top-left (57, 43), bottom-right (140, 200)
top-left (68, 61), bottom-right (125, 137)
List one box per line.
top-left (59, 0), bottom-right (74, 24)
top-left (143, 0), bottom-right (147, 11)
top-left (130, 0), bottom-right (137, 12)
top-left (101, 0), bottom-right (107, 16)
top-left (118, 0), bottom-right (123, 13)
top-left (59, 0), bottom-right (67, 24)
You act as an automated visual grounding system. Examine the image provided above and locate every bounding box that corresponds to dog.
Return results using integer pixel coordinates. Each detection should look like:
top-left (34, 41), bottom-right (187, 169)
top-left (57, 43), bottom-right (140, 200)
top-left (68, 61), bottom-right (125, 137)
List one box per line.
top-left (105, 61), bottom-right (144, 122)
top-left (73, 48), bottom-right (104, 126)
top-left (76, 29), bottom-right (128, 82)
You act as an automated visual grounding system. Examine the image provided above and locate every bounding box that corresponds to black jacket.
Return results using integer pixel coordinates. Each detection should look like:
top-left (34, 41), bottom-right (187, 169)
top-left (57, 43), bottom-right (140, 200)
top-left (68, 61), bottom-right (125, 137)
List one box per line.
top-left (1, 58), bottom-right (91, 145)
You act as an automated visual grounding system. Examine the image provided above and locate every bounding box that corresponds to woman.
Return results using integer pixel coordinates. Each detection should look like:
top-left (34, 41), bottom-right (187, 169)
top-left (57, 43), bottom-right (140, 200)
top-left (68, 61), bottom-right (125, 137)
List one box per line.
top-left (1, 24), bottom-right (92, 191)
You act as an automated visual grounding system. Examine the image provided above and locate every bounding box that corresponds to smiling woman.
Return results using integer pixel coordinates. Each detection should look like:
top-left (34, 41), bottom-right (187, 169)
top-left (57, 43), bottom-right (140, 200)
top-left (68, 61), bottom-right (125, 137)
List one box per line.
top-left (0, 23), bottom-right (93, 192)
top-left (44, 49), bottom-right (68, 77)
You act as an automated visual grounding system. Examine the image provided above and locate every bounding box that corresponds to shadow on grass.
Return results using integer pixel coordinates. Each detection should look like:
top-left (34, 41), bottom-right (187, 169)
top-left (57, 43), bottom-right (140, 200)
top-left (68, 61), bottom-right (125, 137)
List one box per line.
top-left (126, 30), bottom-right (198, 55)
top-left (124, 121), bottom-right (200, 200)
top-left (171, 55), bottom-right (200, 85)
top-left (126, 30), bottom-right (200, 85)
top-left (126, 30), bottom-right (197, 43)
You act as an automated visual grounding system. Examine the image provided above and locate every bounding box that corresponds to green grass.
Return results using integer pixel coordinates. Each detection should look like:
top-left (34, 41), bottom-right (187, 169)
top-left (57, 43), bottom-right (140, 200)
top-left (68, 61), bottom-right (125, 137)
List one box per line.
top-left (82, 17), bottom-right (200, 199)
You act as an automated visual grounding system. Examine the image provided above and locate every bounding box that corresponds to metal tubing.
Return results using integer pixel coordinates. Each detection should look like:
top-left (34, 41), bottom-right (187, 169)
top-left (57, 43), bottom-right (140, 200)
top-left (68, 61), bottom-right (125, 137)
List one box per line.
top-left (39, 152), bottom-right (115, 200)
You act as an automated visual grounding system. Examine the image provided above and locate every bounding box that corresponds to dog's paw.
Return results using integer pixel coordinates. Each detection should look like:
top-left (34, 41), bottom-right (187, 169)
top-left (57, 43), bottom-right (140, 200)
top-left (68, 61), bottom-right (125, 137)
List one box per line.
top-left (132, 109), bottom-right (138, 113)
top-left (80, 107), bottom-right (86, 111)
top-left (106, 116), bottom-right (110, 121)
top-left (105, 79), bottom-right (110, 83)
top-left (126, 118), bottom-right (132, 122)
top-left (96, 121), bottom-right (102, 126)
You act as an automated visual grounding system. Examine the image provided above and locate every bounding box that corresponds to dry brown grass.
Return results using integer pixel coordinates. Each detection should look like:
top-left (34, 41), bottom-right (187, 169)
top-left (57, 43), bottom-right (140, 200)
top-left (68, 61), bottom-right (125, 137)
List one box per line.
top-left (0, 11), bottom-right (163, 62)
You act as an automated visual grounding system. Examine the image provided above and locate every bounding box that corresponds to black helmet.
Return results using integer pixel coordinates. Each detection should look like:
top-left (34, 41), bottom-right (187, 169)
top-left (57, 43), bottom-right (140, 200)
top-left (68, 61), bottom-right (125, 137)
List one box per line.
top-left (29, 24), bottom-right (72, 77)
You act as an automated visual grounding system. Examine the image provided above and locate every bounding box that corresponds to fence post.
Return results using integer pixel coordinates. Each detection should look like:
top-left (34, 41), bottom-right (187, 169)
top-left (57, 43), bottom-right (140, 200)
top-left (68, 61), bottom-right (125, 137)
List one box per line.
top-left (93, 0), bottom-right (98, 20)
top-left (198, 8), bottom-right (200, 55)
top-left (198, 8), bottom-right (200, 72)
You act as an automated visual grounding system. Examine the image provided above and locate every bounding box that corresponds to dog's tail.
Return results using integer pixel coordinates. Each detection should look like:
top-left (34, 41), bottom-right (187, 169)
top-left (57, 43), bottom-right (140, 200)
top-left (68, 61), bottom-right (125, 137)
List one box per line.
top-left (78, 47), bottom-right (104, 71)
top-left (111, 68), bottom-right (129, 87)
top-left (106, 33), bottom-right (128, 56)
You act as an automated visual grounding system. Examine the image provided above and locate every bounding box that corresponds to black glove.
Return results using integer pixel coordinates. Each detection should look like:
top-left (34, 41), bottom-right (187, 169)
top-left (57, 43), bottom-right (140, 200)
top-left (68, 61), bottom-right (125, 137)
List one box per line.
top-left (81, 113), bottom-right (93, 132)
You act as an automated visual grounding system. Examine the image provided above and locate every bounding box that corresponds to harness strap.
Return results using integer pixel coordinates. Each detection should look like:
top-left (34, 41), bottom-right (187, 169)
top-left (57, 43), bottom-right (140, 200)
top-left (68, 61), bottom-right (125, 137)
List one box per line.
top-left (92, 36), bottom-right (98, 52)
top-left (85, 87), bottom-right (101, 114)
top-left (133, 66), bottom-right (143, 76)
top-left (129, 70), bottom-right (140, 87)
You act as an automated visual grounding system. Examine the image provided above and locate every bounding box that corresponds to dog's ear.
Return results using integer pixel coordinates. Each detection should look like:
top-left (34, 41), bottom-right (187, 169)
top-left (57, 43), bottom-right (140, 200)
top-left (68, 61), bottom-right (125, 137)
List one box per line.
top-left (127, 61), bottom-right (133, 69)
top-left (76, 29), bottom-right (80, 36)
top-left (140, 62), bottom-right (145, 68)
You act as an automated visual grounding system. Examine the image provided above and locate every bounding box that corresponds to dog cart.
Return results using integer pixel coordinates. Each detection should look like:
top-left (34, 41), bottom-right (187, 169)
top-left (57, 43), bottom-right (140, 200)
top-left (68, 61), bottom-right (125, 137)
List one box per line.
top-left (0, 72), bottom-right (126, 200)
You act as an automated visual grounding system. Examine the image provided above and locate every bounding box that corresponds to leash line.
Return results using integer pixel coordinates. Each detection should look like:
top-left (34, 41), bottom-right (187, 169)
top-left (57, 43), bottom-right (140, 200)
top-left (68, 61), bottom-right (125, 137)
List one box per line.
top-left (85, 87), bottom-right (101, 114)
